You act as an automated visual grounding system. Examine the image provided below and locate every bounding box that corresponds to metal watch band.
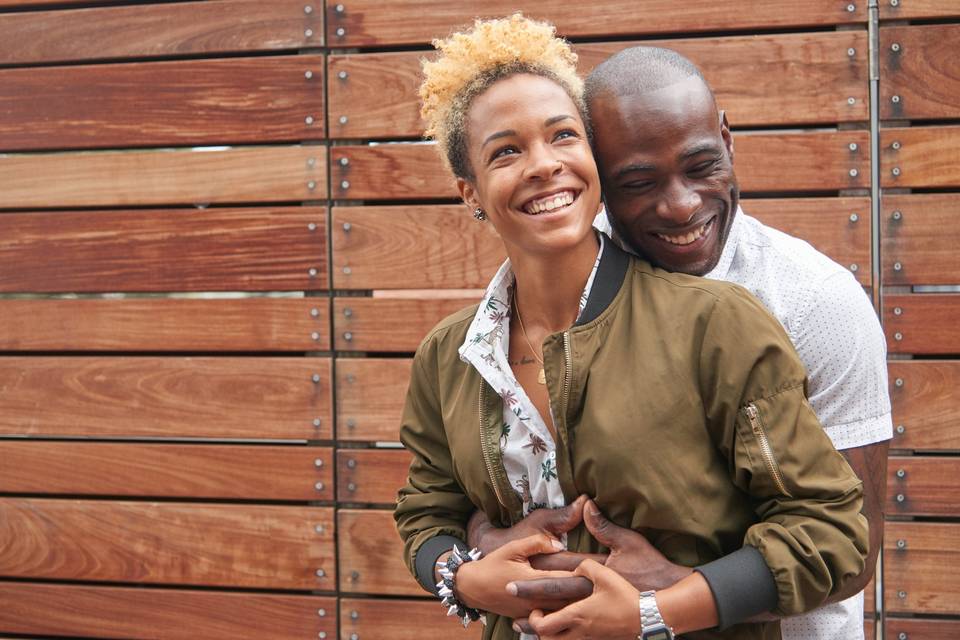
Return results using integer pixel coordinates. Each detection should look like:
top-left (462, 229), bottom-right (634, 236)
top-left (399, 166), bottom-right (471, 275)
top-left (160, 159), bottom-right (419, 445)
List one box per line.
top-left (638, 590), bottom-right (675, 640)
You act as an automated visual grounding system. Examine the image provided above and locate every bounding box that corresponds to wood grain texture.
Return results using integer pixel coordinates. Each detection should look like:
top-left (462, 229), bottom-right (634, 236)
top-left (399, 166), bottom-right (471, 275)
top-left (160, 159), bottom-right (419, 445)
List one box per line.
top-left (0, 356), bottom-right (332, 439)
top-left (881, 127), bottom-right (960, 188)
top-left (336, 357), bottom-right (411, 442)
top-left (325, 0), bottom-right (865, 47)
top-left (885, 618), bottom-right (960, 639)
top-left (339, 598), bottom-right (482, 639)
top-left (0, 582), bottom-right (335, 639)
top-left (337, 509), bottom-right (420, 595)
top-left (0, 443), bottom-right (333, 501)
top-left (887, 456), bottom-right (960, 516)
top-left (337, 448), bottom-right (410, 503)
top-left (328, 31), bottom-right (867, 138)
top-left (884, 295), bottom-right (960, 355)
top-left (0, 499), bottom-right (335, 590)
top-left (0, 298), bottom-right (330, 352)
top-left (0, 146), bottom-right (325, 209)
top-left (0, 207), bottom-right (327, 293)
top-left (881, 0), bottom-right (960, 19)
top-left (333, 297), bottom-right (476, 352)
top-left (885, 522), bottom-right (960, 614)
top-left (881, 25), bottom-right (960, 120)
top-left (882, 194), bottom-right (960, 286)
top-left (0, 0), bottom-right (322, 65)
top-left (888, 361), bottom-right (960, 451)
top-left (332, 205), bottom-right (505, 289)
top-left (0, 56), bottom-right (324, 150)
top-left (331, 131), bottom-right (869, 200)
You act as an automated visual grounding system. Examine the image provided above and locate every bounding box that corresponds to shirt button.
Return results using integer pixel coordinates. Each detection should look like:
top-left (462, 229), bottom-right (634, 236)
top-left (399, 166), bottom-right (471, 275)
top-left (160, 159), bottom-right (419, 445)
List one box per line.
top-left (548, 451), bottom-right (556, 460)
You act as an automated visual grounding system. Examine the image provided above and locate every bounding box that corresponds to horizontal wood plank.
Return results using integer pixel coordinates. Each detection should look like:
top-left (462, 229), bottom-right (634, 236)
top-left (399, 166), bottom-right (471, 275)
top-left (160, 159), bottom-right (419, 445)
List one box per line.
top-left (340, 598), bottom-right (482, 639)
top-left (336, 357), bottom-right (412, 441)
top-left (887, 456), bottom-right (960, 516)
top-left (338, 448), bottom-right (410, 503)
top-left (332, 205), bottom-right (505, 289)
top-left (333, 297), bottom-right (476, 352)
top-left (0, 499), bottom-right (334, 589)
top-left (881, 25), bottom-right (960, 120)
top-left (881, 0), bottom-right (960, 19)
top-left (331, 131), bottom-right (869, 200)
top-left (0, 582), bottom-right (335, 639)
top-left (0, 0), bottom-right (322, 65)
top-left (884, 295), bottom-right (960, 355)
top-left (326, 0), bottom-right (865, 47)
top-left (882, 194), bottom-right (960, 286)
top-left (881, 126), bottom-right (960, 188)
top-left (888, 360), bottom-right (960, 451)
top-left (338, 508), bottom-right (420, 595)
top-left (885, 618), bottom-right (960, 639)
top-left (0, 146), bottom-right (325, 209)
top-left (885, 521), bottom-right (960, 614)
top-left (0, 298), bottom-right (330, 352)
top-left (0, 443), bottom-right (332, 500)
top-left (0, 207), bottom-right (327, 293)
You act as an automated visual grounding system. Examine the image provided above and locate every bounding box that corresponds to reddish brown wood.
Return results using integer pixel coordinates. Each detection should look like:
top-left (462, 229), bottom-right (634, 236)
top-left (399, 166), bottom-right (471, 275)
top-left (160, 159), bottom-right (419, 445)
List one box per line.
top-left (337, 448), bottom-right (411, 503)
top-left (881, 0), bottom-right (960, 19)
top-left (882, 194), bottom-right (960, 286)
top-left (333, 297), bottom-right (477, 352)
top-left (0, 207), bottom-right (327, 292)
top-left (887, 456), bottom-right (960, 516)
top-left (881, 127), bottom-right (960, 188)
top-left (888, 361), bottom-right (960, 451)
top-left (326, 0), bottom-right (865, 47)
top-left (332, 206), bottom-right (505, 289)
top-left (0, 0), bottom-right (322, 65)
top-left (0, 299), bottom-right (330, 352)
top-left (340, 598), bottom-right (482, 639)
top-left (0, 146), bottom-right (325, 209)
top-left (885, 618), bottom-right (960, 639)
top-left (336, 357), bottom-right (412, 442)
top-left (338, 509), bottom-right (420, 595)
top-left (0, 443), bottom-right (333, 501)
top-left (864, 576), bottom-right (875, 614)
top-left (884, 295), bottom-right (960, 355)
top-left (885, 522), bottom-right (960, 614)
top-left (0, 582), bottom-right (335, 639)
top-left (881, 25), bottom-right (960, 120)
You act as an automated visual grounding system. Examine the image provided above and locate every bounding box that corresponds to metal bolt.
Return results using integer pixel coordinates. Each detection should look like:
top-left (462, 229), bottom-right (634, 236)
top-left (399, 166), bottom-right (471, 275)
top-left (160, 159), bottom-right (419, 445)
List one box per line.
top-left (896, 493), bottom-right (905, 502)
top-left (351, 570), bottom-right (360, 581)
top-left (891, 0), bottom-right (899, 5)
top-left (896, 468), bottom-right (906, 478)
top-left (894, 307), bottom-right (902, 315)
top-left (896, 425), bottom-right (905, 434)
top-left (305, 70), bottom-right (314, 79)
top-left (347, 482), bottom-right (357, 492)
top-left (304, 5), bottom-right (313, 13)
top-left (318, 608), bottom-right (326, 617)
top-left (892, 167), bottom-right (901, 177)
top-left (846, 3), bottom-right (855, 12)
top-left (339, 115), bottom-right (349, 125)
top-left (307, 181), bottom-right (317, 191)
top-left (338, 70), bottom-right (348, 80)
top-left (897, 538), bottom-right (907, 549)
top-left (892, 210), bottom-right (903, 221)
top-left (343, 222), bottom-right (352, 232)
top-left (894, 261), bottom-right (903, 271)
top-left (311, 332), bottom-right (320, 341)
top-left (308, 222), bottom-right (317, 232)
top-left (895, 332), bottom-right (903, 341)
top-left (847, 47), bottom-right (856, 57)
top-left (319, 634), bottom-right (327, 640)
top-left (341, 180), bottom-right (351, 189)
top-left (895, 378), bottom-right (904, 387)
top-left (314, 524), bottom-right (325, 534)
top-left (305, 115), bottom-right (315, 125)
top-left (308, 267), bottom-right (318, 277)
top-left (899, 633), bottom-right (907, 640)
top-left (849, 213), bottom-right (859, 222)
top-left (305, 28), bottom-right (314, 38)
top-left (892, 95), bottom-right (901, 104)
top-left (307, 157), bottom-right (316, 168)
top-left (848, 142), bottom-right (858, 152)
top-left (344, 331), bottom-right (353, 341)
top-left (339, 157), bottom-right (350, 167)
top-left (892, 141), bottom-right (902, 150)
top-left (343, 266), bottom-right (352, 275)
top-left (847, 97), bottom-right (856, 105)
top-left (347, 418), bottom-right (357, 429)
top-left (346, 374), bottom-right (356, 383)
top-left (313, 418), bottom-right (322, 427)
top-left (849, 168), bottom-right (859, 177)
top-left (311, 307), bottom-right (320, 317)
top-left (891, 43), bottom-right (901, 52)
top-left (312, 374), bottom-right (321, 383)
top-left (315, 481), bottom-right (324, 491)
top-left (351, 611), bottom-right (360, 620)
top-left (335, 3), bottom-right (345, 13)
top-left (336, 27), bottom-right (346, 37)
top-left (343, 308), bottom-right (353, 317)
top-left (849, 264), bottom-right (858, 273)
top-left (898, 590), bottom-right (907, 599)
top-left (316, 568), bottom-right (325, 577)
top-left (347, 458), bottom-right (357, 469)
top-left (351, 634), bottom-right (359, 640)
top-left (315, 458), bottom-right (324, 468)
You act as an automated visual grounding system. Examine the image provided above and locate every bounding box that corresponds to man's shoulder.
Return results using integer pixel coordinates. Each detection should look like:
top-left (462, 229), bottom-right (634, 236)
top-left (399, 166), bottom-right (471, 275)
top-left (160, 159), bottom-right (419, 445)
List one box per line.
top-left (734, 213), bottom-right (850, 284)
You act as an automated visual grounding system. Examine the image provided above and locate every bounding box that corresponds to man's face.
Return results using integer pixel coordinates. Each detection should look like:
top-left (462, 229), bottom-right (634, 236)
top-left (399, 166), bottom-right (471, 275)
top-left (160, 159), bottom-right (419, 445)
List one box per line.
top-left (590, 77), bottom-right (739, 276)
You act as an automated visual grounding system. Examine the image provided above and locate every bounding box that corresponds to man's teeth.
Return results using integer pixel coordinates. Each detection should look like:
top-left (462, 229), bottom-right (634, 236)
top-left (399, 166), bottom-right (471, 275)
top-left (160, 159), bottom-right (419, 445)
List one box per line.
top-left (657, 221), bottom-right (709, 246)
top-left (524, 191), bottom-right (575, 214)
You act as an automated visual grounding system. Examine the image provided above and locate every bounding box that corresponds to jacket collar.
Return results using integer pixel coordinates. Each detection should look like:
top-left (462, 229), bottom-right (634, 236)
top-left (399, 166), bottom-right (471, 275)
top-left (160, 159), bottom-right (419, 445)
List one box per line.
top-left (575, 233), bottom-right (631, 326)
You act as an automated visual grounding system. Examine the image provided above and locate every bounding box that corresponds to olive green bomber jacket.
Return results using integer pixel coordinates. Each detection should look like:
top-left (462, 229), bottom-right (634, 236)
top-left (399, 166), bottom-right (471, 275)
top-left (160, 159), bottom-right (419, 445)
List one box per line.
top-left (394, 244), bottom-right (868, 639)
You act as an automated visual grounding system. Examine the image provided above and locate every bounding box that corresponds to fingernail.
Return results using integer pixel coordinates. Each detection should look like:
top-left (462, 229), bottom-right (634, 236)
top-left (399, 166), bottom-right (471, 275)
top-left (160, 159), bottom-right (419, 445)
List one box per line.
top-left (506, 582), bottom-right (518, 596)
top-left (551, 539), bottom-right (565, 550)
top-left (512, 623), bottom-right (522, 633)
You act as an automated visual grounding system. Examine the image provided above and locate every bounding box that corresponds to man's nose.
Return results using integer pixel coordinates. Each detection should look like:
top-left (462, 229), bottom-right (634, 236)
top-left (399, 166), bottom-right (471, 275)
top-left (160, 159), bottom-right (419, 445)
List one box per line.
top-left (656, 179), bottom-right (702, 224)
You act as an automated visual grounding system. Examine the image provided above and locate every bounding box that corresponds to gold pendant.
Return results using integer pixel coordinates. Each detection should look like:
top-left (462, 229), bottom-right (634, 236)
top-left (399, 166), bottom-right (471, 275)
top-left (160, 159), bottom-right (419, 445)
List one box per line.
top-left (537, 368), bottom-right (546, 385)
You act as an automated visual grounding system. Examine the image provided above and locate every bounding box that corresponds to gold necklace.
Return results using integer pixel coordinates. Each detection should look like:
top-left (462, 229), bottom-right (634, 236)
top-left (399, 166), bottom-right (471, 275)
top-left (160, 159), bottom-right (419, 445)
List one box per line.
top-left (512, 296), bottom-right (546, 385)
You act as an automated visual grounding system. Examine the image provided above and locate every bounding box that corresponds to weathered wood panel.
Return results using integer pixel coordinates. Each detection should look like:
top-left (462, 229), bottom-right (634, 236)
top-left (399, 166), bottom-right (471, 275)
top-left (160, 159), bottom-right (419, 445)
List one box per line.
top-left (0, 56), bottom-right (324, 150)
top-left (0, 146), bottom-right (325, 209)
top-left (336, 357), bottom-right (412, 442)
top-left (0, 443), bottom-right (333, 501)
top-left (881, 0), bottom-right (960, 19)
top-left (0, 500), bottom-right (335, 590)
top-left (0, 207), bottom-right (327, 293)
top-left (333, 297), bottom-right (477, 352)
top-left (0, 357), bottom-right (333, 440)
top-left (881, 25), bottom-right (960, 120)
top-left (884, 295), bottom-right (960, 355)
top-left (888, 361), bottom-right (960, 451)
top-left (337, 448), bottom-right (410, 503)
top-left (0, 0), bottom-right (323, 65)
top-left (332, 205), bottom-right (504, 289)
top-left (885, 618), bottom-right (960, 639)
top-left (0, 582), bottom-right (335, 639)
top-left (340, 598), bottom-right (483, 639)
top-left (887, 456), bottom-right (960, 517)
top-left (0, 299), bottom-right (330, 352)
top-left (326, 0), bottom-right (865, 47)
top-left (882, 194), bottom-right (960, 286)
top-left (331, 132), bottom-right (869, 200)
top-left (338, 509), bottom-right (420, 595)
top-left (881, 127), bottom-right (960, 188)
top-left (885, 522), bottom-right (960, 615)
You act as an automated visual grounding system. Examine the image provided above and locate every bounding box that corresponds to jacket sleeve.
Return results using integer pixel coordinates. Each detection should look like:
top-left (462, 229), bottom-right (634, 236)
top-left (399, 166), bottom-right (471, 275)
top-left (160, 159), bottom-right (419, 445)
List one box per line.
top-left (697, 285), bottom-right (869, 618)
top-left (393, 336), bottom-right (476, 594)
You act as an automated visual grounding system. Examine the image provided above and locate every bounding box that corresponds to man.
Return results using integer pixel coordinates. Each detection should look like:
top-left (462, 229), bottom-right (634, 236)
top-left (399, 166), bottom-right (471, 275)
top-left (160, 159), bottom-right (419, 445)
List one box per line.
top-left (470, 47), bottom-right (891, 639)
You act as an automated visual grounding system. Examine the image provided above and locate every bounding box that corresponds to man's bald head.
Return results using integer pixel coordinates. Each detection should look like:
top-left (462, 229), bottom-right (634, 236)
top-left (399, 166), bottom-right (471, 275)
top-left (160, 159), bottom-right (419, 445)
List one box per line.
top-left (585, 46), bottom-right (712, 108)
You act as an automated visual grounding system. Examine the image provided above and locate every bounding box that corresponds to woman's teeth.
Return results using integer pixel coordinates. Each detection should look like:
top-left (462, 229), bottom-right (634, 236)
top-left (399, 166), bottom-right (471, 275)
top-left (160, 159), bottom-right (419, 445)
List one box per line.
top-left (524, 190), bottom-right (575, 214)
top-left (656, 220), bottom-right (711, 246)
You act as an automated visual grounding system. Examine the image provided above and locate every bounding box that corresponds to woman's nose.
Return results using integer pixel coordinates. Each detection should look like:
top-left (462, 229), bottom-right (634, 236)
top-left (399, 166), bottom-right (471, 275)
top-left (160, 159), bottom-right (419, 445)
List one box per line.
top-left (523, 143), bottom-right (564, 181)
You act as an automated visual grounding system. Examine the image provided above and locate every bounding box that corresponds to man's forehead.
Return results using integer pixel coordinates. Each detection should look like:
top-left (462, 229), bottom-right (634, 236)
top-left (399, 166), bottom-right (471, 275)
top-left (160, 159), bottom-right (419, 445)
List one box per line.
top-left (592, 77), bottom-right (715, 120)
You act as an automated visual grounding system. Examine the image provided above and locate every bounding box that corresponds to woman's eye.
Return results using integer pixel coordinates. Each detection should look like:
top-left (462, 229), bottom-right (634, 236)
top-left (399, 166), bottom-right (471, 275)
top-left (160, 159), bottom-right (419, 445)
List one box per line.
top-left (491, 146), bottom-right (518, 161)
top-left (554, 129), bottom-right (578, 141)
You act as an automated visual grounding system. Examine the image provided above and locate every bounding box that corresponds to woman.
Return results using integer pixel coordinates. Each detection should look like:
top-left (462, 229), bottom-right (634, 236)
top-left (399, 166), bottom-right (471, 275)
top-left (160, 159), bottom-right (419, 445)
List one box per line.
top-left (394, 14), bottom-right (867, 640)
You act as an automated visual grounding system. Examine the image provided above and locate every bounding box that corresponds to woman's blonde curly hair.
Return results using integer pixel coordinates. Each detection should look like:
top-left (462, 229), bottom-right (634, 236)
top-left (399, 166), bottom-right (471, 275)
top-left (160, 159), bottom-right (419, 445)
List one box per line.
top-left (419, 13), bottom-right (585, 179)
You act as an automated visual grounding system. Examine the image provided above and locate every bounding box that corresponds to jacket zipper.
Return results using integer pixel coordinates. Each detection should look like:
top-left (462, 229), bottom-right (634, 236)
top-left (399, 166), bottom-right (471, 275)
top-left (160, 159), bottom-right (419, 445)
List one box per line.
top-left (478, 383), bottom-right (509, 508)
top-left (562, 332), bottom-right (572, 416)
top-left (745, 403), bottom-right (793, 497)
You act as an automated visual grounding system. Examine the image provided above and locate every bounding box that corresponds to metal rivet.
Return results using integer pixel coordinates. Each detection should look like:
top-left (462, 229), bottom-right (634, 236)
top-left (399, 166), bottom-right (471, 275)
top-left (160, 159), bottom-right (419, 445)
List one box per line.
top-left (305, 116), bottom-right (315, 125)
top-left (896, 493), bottom-right (905, 502)
top-left (347, 418), bottom-right (356, 429)
top-left (338, 70), bottom-right (348, 80)
top-left (849, 168), bottom-right (859, 177)
top-left (316, 568), bottom-right (325, 577)
top-left (891, 0), bottom-right (899, 5)
top-left (319, 634), bottom-right (327, 640)
top-left (891, 43), bottom-right (901, 52)
top-left (314, 524), bottom-right (325, 534)
top-left (305, 70), bottom-right (314, 79)
top-left (892, 210), bottom-right (903, 221)
top-left (847, 48), bottom-right (856, 57)
top-left (315, 458), bottom-right (324, 468)
top-left (895, 378), bottom-right (904, 387)
top-left (343, 222), bottom-right (352, 232)
top-left (318, 608), bottom-right (326, 617)
top-left (343, 308), bottom-right (353, 317)
top-left (347, 459), bottom-right (357, 469)
top-left (351, 634), bottom-right (359, 640)
top-left (346, 374), bottom-right (356, 383)
top-left (339, 157), bottom-right (350, 167)
top-left (343, 266), bottom-right (352, 275)
top-left (336, 27), bottom-right (346, 37)
top-left (312, 374), bottom-right (321, 383)
top-left (308, 267), bottom-right (318, 277)
top-left (894, 307), bottom-right (902, 316)
top-left (311, 307), bottom-right (320, 317)
top-left (894, 261), bottom-right (903, 271)
top-left (305, 28), bottom-right (314, 38)
top-left (892, 167), bottom-right (901, 177)
top-left (847, 97), bottom-right (856, 105)
top-left (896, 425), bottom-right (905, 434)
top-left (344, 332), bottom-right (353, 341)
top-left (335, 3), bottom-right (345, 13)
top-left (892, 95), bottom-right (901, 104)
top-left (307, 157), bottom-right (316, 168)
top-left (846, 3), bottom-right (855, 12)
top-left (351, 570), bottom-right (360, 581)
top-left (347, 482), bottom-right (357, 492)
top-left (899, 633), bottom-right (907, 640)
top-left (339, 115), bottom-right (349, 125)
top-left (341, 180), bottom-right (351, 189)
top-left (898, 590), bottom-right (907, 598)
top-left (849, 264), bottom-right (858, 272)
top-left (892, 141), bottom-right (902, 150)
top-left (849, 213), bottom-right (859, 222)
top-left (895, 332), bottom-right (903, 341)
top-left (304, 5), bottom-right (313, 13)
top-left (308, 181), bottom-right (317, 191)
top-left (351, 611), bottom-right (360, 620)
top-left (896, 538), bottom-right (907, 548)
top-left (848, 143), bottom-right (858, 152)
top-left (311, 332), bottom-right (320, 341)
top-left (315, 481), bottom-right (324, 491)
top-left (313, 418), bottom-right (322, 427)
top-left (308, 222), bottom-right (317, 231)
top-left (896, 468), bottom-right (906, 478)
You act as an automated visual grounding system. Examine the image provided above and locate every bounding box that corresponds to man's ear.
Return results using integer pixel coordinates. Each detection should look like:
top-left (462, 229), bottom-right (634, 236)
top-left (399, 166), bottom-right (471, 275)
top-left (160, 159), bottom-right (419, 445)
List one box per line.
top-left (719, 110), bottom-right (734, 164)
top-left (457, 176), bottom-right (480, 213)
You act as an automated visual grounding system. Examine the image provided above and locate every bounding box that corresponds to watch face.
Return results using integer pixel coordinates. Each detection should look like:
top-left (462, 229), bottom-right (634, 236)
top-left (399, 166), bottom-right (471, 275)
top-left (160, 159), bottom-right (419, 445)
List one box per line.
top-left (646, 632), bottom-right (671, 640)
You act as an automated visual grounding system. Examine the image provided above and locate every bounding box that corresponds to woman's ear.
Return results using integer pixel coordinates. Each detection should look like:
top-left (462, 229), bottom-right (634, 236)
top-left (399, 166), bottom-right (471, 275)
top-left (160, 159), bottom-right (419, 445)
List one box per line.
top-left (457, 177), bottom-right (480, 213)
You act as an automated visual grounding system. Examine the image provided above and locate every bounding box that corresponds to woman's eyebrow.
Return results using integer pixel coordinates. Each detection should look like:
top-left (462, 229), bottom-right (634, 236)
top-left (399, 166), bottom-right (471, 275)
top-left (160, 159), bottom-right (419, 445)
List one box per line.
top-left (482, 129), bottom-right (516, 148)
top-left (544, 114), bottom-right (575, 126)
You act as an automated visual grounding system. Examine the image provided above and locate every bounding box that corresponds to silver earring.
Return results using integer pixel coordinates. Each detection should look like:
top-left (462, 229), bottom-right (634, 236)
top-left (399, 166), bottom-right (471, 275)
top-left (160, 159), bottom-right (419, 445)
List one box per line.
top-left (473, 207), bottom-right (487, 221)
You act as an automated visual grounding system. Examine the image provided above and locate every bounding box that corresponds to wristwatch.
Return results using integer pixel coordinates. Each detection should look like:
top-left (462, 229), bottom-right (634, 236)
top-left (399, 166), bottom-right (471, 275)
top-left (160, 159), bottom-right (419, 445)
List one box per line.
top-left (638, 590), bottom-right (675, 640)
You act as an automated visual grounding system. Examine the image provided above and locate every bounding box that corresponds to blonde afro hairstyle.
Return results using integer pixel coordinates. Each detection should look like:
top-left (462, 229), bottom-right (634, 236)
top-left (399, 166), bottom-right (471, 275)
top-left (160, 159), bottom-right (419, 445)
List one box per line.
top-left (419, 13), bottom-right (585, 179)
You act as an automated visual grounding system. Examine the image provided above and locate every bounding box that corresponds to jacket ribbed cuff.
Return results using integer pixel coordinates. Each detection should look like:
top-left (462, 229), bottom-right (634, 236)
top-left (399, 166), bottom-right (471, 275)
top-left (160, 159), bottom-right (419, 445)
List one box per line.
top-left (694, 545), bottom-right (778, 630)
top-left (415, 535), bottom-right (468, 595)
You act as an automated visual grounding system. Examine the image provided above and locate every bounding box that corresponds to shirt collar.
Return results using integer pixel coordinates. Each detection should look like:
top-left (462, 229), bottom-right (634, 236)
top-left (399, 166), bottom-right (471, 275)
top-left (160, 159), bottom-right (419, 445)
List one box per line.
top-left (704, 205), bottom-right (745, 281)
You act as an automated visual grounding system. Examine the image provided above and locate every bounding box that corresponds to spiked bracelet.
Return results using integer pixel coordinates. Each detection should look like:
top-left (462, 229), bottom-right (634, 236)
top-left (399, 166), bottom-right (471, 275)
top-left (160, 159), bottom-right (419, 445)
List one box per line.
top-left (435, 546), bottom-right (486, 628)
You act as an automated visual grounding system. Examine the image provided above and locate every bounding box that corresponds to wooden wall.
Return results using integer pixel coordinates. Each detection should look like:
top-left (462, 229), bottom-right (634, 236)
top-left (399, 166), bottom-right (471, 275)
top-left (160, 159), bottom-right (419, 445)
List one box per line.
top-left (0, 1), bottom-right (957, 638)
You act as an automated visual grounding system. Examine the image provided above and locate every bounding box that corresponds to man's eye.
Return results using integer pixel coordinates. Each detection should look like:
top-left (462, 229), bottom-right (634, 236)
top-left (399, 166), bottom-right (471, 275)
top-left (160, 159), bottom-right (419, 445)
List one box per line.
top-left (622, 181), bottom-right (654, 192)
top-left (689, 160), bottom-right (717, 175)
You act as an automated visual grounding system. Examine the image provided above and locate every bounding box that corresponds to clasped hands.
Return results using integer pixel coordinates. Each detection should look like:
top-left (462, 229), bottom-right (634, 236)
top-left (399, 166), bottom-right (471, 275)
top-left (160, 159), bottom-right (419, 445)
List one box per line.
top-left (456, 495), bottom-right (693, 639)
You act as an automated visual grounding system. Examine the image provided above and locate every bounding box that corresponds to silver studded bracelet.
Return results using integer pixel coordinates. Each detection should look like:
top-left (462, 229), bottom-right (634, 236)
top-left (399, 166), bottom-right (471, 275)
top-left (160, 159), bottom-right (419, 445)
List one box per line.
top-left (436, 546), bottom-right (487, 628)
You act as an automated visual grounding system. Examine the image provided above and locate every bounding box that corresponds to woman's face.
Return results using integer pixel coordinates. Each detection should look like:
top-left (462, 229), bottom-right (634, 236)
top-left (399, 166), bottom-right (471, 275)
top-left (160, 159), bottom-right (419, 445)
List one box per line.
top-left (458, 74), bottom-right (601, 258)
